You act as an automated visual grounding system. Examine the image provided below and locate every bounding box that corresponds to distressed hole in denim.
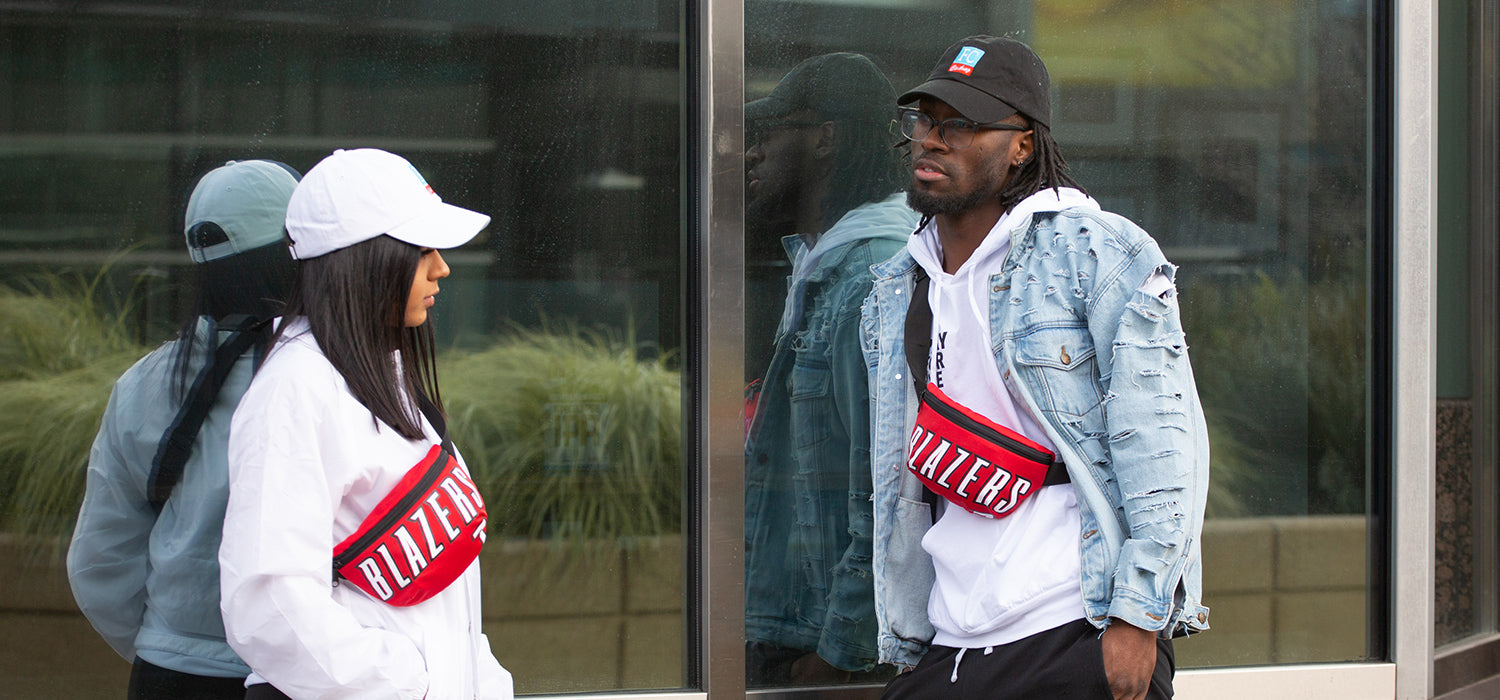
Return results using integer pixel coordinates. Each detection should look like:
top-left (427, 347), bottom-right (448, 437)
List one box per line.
top-left (1149, 449), bottom-right (1182, 459)
top-left (1139, 368), bottom-right (1165, 378)
top-left (1045, 285), bottom-right (1059, 296)
top-left (1129, 307), bottom-right (1164, 324)
top-left (1110, 429), bottom-right (1137, 443)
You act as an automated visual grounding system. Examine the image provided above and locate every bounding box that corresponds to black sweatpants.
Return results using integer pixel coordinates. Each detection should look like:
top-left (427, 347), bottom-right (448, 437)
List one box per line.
top-left (127, 658), bottom-right (247, 700)
top-left (881, 619), bottom-right (1174, 700)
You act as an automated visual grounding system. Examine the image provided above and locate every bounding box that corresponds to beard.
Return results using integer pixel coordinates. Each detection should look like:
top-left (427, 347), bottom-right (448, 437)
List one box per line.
top-left (906, 186), bottom-right (994, 217)
top-left (905, 151), bottom-right (1013, 217)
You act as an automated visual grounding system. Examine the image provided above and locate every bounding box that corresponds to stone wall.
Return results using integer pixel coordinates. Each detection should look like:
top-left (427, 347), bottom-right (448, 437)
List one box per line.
top-left (2, 517), bottom-right (1372, 697)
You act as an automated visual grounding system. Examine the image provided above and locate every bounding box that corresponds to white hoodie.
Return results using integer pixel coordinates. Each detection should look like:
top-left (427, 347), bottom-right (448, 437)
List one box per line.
top-left (908, 187), bottom-right (1098, 650)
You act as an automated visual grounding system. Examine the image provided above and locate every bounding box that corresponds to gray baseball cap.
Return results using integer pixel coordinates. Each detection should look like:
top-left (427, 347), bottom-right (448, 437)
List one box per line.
top-left (184, 160), bottom-right (299, 263)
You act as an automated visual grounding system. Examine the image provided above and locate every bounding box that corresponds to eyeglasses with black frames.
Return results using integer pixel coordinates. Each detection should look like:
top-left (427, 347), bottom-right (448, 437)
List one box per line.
top-left (897, 107), bottom-right (1029, 150)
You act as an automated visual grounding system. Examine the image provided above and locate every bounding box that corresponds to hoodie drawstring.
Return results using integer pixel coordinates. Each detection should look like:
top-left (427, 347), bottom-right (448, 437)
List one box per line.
top-left (949, 646), bottom-right (996, 684)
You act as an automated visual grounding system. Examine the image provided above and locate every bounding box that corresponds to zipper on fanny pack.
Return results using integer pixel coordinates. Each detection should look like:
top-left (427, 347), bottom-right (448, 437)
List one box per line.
top-left (332, 445), bottom-right (451, 573)
top-left (923, 392), bottom-right (1053, 465)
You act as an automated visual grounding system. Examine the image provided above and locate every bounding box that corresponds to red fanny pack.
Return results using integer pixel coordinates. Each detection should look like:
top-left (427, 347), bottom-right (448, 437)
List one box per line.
top-left (907, 383), bottom-right (1066, 518)
top-left (332, 441), bottom-right (487, 606)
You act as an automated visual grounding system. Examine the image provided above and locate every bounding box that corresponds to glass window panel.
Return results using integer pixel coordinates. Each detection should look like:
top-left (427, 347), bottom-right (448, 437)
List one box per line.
top-left (1435, 0), bottom-right (1500, 651)
top-left (745, 0), bottom-right (1374, 688)
top-left (0, 2), bottom-right (686, 696)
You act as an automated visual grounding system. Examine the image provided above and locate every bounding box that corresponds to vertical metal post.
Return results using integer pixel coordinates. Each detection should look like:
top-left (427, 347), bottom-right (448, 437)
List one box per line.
top-left (1393, 0), bottom-right (1436, 697)
top-left (694, 0), bottom-right (746, 697)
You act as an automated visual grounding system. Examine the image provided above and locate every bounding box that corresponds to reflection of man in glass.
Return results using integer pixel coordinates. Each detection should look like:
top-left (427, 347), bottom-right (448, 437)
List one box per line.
top-left (864, 37), bottom-right (1210, 700)
top-left (743, 52), bottom-right (919, 686)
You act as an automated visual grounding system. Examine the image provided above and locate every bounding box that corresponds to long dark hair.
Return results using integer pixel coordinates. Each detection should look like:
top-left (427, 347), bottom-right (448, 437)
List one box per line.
top-left (171, 241), bottom-right (295, 398)
top-left (272, 234), bottom-right (442, 440)
top-left (994, 120), bottom-right (1086, 214)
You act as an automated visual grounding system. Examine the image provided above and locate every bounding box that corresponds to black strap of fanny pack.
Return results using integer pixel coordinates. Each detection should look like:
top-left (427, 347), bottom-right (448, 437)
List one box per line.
top-left (901, 266), bottom-right (1068, 522)
top-left (904, 268), bottom-right (934, 394)
top-left (148, 315), bottom-right (273, 512)
top-left (330, 390), bottom-right (452, 584)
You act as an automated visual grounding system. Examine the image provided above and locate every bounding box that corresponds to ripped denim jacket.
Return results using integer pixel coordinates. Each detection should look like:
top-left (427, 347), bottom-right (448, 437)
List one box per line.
top-left (859, 207), bottom-right (1211, 670)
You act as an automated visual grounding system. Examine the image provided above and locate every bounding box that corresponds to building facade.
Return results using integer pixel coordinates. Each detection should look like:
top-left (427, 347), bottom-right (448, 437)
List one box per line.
top-left (0, 0), bottom-right (1495, 698)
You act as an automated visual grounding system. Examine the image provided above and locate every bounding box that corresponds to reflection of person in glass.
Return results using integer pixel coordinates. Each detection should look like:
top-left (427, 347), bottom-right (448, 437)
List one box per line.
top-left (743, 52), bottom-right (919, 685)
top-left (67, 160), bottom-right (299, 699)
top-left (864, 37), bottom-right (1210, 700)
top-left (218, 149), bottom-right (512, 699)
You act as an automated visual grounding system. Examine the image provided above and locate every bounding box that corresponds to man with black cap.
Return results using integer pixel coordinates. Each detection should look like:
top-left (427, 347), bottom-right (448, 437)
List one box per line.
top-left (860, 37), bottom-right (1210, 699)
top-left (742, 52), bottom-right (918, 685)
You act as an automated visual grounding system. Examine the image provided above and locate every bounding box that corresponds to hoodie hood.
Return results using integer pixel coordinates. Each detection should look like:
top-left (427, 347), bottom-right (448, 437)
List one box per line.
top-left (785, 192), bottom-right (919, 283)
top-left (776, 193), bottom-right (919, 337)
top-left (908, 186), bottom-right (1098, 280)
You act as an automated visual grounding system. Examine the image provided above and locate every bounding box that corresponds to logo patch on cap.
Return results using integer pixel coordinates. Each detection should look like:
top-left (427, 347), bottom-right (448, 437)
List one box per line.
top-left (948, 46), bottom-right (985, 76)
top-left (406, 162), bottom-right (435, 195)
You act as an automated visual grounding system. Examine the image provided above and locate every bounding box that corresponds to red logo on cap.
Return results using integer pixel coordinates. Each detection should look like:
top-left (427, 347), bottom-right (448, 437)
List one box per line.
top-left (948, 62), bottom-right (974, 76)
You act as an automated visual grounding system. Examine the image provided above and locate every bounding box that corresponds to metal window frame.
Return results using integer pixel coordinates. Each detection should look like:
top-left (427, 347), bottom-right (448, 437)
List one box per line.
top-left (685, 1), bottom-right (1435, 699)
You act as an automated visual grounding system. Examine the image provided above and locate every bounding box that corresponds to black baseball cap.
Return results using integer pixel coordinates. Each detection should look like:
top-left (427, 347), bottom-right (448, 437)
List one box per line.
top-left (898, 36), bottom-right (1051, 128)
top-left (746, 52), bottom-right (896, 124)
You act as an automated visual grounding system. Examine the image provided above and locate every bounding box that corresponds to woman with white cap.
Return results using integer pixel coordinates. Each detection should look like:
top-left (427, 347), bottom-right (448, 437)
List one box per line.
top-left (219, 149), bottom-right (512, 699)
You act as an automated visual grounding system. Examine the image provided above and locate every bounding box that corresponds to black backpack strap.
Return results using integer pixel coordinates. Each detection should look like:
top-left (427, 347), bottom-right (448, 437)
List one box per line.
top-left (148, 316), bottom-right (272, 512)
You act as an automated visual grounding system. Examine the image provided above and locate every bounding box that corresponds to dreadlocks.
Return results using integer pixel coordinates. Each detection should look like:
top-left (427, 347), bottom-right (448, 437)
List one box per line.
top-left (993, 120), bottom-right (1085, 214)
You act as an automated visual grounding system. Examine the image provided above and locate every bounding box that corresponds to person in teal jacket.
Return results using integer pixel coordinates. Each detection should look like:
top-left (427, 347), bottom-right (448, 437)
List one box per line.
top-left (67, 159), bottom-right (298, 699)
top-left (743, 52), bottom-right (920, 686)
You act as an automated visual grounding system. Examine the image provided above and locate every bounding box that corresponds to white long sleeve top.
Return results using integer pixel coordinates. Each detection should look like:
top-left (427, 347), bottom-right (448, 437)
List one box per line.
top-left (220, 318), bottom-right (512, 699)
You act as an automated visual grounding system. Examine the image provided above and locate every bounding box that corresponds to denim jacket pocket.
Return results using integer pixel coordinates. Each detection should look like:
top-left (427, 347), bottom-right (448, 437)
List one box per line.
top-left (789, 362), bottom-right (833, 449)
top-left (1010, 325), bottom-right (1104, 419)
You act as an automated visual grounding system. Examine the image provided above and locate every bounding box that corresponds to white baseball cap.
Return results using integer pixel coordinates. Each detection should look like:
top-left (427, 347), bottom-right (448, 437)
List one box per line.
top-left (185, 160), bottom-right (299, 263)
top-left (285, 148), bottom-right (491, 260)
